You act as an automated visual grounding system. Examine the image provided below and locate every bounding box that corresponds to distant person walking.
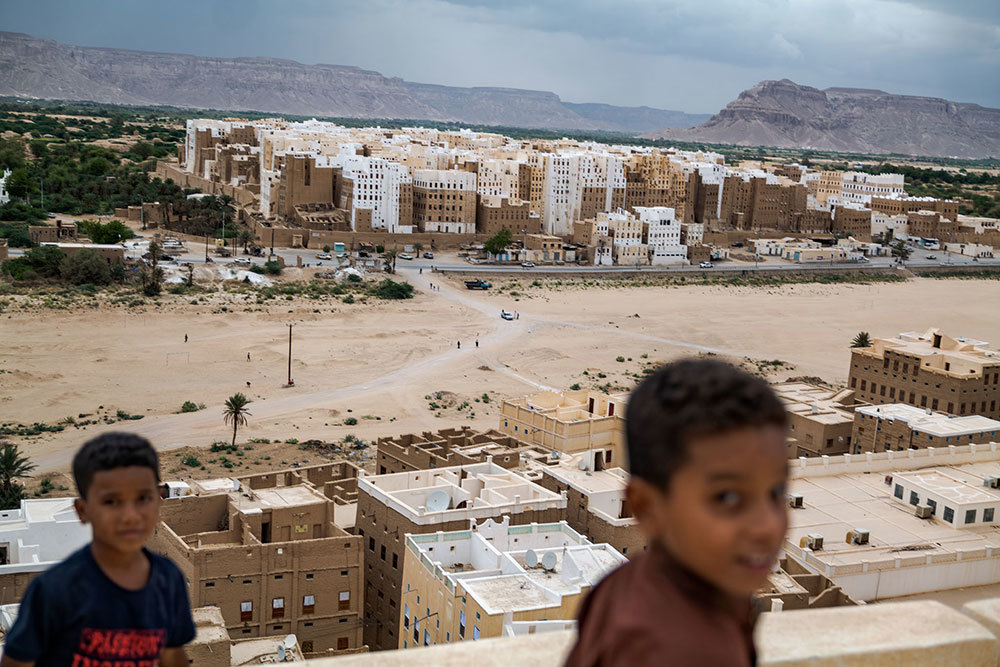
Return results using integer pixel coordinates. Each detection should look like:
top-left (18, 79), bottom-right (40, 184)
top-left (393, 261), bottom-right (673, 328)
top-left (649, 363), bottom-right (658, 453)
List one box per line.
top-left (475, 339), bottom-right (479, 348)
top-left (247, 353), bottom-right (251, 362)
top-left (184, 334), bottom-right (188, 343)
top-left (457, 341), bottom-right (461, 349)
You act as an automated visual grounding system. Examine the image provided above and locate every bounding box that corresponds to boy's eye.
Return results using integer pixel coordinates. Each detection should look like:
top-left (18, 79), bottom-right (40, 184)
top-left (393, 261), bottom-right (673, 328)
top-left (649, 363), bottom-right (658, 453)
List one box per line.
top-left (714, 491), bottom-right (742, 509)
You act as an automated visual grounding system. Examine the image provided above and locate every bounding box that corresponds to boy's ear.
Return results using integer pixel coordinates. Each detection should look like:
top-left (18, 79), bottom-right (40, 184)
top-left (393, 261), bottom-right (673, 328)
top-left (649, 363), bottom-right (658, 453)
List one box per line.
top-left (74, 497), bottom-right (89, 525)
top-left (626, 478), bottom-right (664, 527)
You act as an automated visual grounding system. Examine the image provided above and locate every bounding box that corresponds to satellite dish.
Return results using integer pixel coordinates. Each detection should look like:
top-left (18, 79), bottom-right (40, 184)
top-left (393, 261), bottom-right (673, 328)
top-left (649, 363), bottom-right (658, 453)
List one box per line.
top-left (525, 549), bottom-right (539, 568)
top-left (541, 551), bottom-right (557, 571)
top-left (277, 645), bottom-right (286, 661)
top-left (425, 490), bottom-right (450, 512)
top-left (578, 459), bottom-right (588, 471)
top-left (284, 635), bottom-right (297, 650)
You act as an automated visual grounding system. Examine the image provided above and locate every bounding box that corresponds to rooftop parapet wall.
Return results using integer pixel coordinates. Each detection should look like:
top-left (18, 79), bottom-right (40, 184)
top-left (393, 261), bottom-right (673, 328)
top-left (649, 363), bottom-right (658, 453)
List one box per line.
top-left (305, 599), bottom-right (1000, 666)
top-left (790, 441), bottom-right (1000, 479)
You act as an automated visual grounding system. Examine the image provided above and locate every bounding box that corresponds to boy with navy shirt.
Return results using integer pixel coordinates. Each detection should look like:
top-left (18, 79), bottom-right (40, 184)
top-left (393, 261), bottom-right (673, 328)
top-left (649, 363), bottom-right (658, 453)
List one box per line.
top-left (2, 433), bottom-right (195, 667)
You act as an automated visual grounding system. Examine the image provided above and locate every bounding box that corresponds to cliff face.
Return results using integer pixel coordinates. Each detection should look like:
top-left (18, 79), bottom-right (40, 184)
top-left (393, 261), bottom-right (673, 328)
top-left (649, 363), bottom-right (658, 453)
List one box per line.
top-left (645, 79), bottom-right (1000, 158)
top-left (0, 32), bottom-right (707, 133)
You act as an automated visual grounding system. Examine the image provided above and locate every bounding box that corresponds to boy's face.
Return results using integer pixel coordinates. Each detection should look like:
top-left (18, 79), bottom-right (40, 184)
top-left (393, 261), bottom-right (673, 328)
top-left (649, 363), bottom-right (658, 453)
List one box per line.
top-left (627, 424), bottom-right (788, 598)
top-left (74, 466), bottom-right (162, 554)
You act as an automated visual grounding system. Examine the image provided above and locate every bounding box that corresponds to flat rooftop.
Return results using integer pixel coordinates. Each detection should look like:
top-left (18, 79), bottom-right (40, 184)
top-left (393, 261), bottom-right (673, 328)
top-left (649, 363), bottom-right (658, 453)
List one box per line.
top-left (232, 485), bottom-right (328, 513)
top-left (787, 461), bottom-right (1000, 568)
top-left (856, 404), bottom-right (1000, 437)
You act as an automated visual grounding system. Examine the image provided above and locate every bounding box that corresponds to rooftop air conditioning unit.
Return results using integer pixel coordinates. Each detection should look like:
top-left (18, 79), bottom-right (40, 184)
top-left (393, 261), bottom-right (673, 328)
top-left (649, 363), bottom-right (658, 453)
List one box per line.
top-left (846, 529), bottom-right (870, 545)
top-left (985, 476), bottom-right (1000, 489)
top-left (788, 493), bottom-right (804, 509)
top-left (915, 504), bottom-right (933, 519)
top-left (884, 475), bottom-right (893, 486)
top-left (799, 533), bottom-right (824, 551)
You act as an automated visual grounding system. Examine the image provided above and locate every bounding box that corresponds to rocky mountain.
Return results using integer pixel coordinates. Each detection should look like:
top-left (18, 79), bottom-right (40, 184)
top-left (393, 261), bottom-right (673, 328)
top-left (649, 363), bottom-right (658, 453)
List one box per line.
top-left (0, 32), bottom-right (707, 133)
top-left (645, 79), bottom-right (1000, 158)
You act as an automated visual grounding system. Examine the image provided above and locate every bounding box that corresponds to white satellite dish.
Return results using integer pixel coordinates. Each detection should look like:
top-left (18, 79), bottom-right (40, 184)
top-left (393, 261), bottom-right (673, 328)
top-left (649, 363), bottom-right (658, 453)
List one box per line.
top-left (578, 459), bottom-right (588, 470)
top-left (425, 489), bottom-right (450, 512)
top-left (525, 549), bottom-right (539, 568)
top-left (541, 551), bottom-right (558, 571)
top-left (283, 635), bottom-right (297, 650)
top-left (277, 645), bottom-right (286, 662)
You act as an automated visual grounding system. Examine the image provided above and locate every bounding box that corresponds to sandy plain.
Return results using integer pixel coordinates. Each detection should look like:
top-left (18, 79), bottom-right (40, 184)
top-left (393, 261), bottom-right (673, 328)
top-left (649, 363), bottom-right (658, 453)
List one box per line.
top-left (2, 269), bottom-right (999, 475)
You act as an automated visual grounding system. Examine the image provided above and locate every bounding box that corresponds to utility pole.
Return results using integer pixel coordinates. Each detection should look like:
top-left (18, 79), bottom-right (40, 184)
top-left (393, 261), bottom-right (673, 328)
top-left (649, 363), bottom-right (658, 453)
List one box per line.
top-left (204, 234), bottom-right (209, 262)
top-left (522, 227), bottom-right (527, 263)
top-left (39, 178), bottom-right (44, 209)
top-left (287, 323), bottom-right (295, 386)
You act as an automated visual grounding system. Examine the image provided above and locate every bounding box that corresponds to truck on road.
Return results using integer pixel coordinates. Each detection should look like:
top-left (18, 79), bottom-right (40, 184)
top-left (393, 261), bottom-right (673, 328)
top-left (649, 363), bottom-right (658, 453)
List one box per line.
top-left (465, 279), bottom-right (491, 290)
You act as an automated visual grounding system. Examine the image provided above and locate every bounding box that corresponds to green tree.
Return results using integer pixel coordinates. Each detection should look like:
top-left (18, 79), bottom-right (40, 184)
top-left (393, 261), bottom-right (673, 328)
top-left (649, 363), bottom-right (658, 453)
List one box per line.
top-left (140, 266), bottom-right (164, 296)
top-left (23, 245), bottom-right (66, 278)
top-left (851, 332), bottom-right (872, 348)
top-left (130, 141), bottom-right (154, 160)
top-left (368, 278), bottom-right (414, 299)
top-left (890, 240), bottom-right (912, 262)
top-left (5, 168), bottom-right (32, 201)
top-left (413, 242), bottom-right (423, 253)
top-left (382, 248), bottom-right (398, 274)
top-left (80, 219), bottom-right (135, 244)
top-left (61, 249), bottom-right (112, 285)
top-left (237, 227), bottom-right (253, 252)
top-left (0, 443), bottom-right (36, 510)
top-left (484, 228), bottom-right (513, 256)
top-left (222, 393), bottom-right (253, 447)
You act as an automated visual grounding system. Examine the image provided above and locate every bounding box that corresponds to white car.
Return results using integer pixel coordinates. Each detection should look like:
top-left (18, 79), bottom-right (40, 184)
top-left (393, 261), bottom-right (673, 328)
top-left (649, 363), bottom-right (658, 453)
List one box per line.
top-left (500, 310), bottom-right (514, 320)
top-left (315, 253), bottom-right (332, 260)
top-left (234, 258), bottom-right (251, 265)
top-left (699, 261), bottom-right (714, 268)
top-left (521, 261), bottom-right (535, 268)
top-left (398, 253), bottom-right (414, 260)
top-left (926, 254), bottom-right (937, 260)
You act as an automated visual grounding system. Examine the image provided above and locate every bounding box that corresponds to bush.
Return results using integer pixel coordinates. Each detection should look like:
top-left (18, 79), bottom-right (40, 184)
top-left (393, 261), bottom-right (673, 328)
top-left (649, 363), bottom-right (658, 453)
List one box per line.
top-left (367, 279), bottom-right (414, 300)
top-left (181, 455), bottom-right (201, 467)
top-left (263, 259), bottom-right (282, 275)
top-left (180, 401), bottom-right (204, 413)
top-left (78, 219), bottom-right (135, 244)
top-left (343, 417), bottom-right (358, 425)
top-left (616, 356), bottom-right (625, 362)
top-left (342, 294), bottom-right (355, 304)
top-left (61, 249), bottom-right (112, 285)
top-left (570, 383), bottom-right (581, 390)
top-left (348, 273), bottom-right (362, 283)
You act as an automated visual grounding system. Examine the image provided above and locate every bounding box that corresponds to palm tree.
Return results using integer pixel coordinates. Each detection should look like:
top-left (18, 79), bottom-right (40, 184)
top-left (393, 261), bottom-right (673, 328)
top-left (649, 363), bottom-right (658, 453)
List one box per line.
top-left (237, 227), bottom-right (254, 253)
top-left (0, 444), bottom-right (36, 510)
top-left (382, 248), bottom-right (399, 274)
top-left (223, 393), bottom-right (253, 447)
top-left (851, 332), bottom-right (872, 348)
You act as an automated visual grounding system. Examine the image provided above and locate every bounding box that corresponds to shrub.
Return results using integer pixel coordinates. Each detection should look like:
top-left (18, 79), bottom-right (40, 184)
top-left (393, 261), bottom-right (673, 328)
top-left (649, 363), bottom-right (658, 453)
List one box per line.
top-left (570, 383), bottom-right (581, 390)
top-left (348, 273), bottom-right (362, 283)
top-left (263, 259), bottom-right (283, 275)
top-left (616, 356), bottom-right (625, 362)
top-left (181, 455), bottom-right (201, 467)
top-left (343, 417), bottom-right (358, 425)
top-left (368, 279), bottom-right (414, 300)
top-left (61, 249), bottom-right (111, 285)
top-left (180, 401), bottom-right (203, 413)
top-left (342, 294), bottom-right (355, 304)
top-left (480, 393), bottom-right (490, 403)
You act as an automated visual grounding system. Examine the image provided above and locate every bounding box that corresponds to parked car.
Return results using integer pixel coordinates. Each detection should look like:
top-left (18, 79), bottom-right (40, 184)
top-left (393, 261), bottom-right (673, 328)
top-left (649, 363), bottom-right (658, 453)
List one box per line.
top-left (234, 257), bottom-right (251, 265)
top-left (398, 253), bottom-right (414, 260)
top-left (699, 261), bottom-right (714, 268)
top-left (315, 253), bottom-right (332, 260)
top-left (926, 254), bottom-right (937, 260)
top-left (47, 212), bottom-right (57, 218)
top-left (521, 261), bottom-right (535, 268)
top-left (500, 310), bottom-right (515, 320)
top-left (423, 252), bottom-right (434, 259)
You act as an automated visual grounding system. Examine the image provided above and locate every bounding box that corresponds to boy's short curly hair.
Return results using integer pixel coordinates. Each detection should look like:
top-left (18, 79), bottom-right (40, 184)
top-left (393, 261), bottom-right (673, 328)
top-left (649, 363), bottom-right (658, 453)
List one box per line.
top-left (625, 358), bottom-right (787, 490)
top-left (72, 433), bottom-right (161, 499)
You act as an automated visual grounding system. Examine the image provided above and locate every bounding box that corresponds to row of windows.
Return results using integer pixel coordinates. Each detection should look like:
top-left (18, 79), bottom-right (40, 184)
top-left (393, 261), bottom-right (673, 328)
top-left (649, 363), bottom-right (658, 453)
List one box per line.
top-left (895, 483), bottom-right (996, 524)
top-left (236, 591), bottom-right (351, 621)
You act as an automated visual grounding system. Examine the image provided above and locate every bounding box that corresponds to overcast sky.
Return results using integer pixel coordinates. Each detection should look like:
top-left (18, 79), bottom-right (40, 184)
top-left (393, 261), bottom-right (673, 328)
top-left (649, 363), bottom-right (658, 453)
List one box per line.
top-left (2, 0), bottom-right (998, 112)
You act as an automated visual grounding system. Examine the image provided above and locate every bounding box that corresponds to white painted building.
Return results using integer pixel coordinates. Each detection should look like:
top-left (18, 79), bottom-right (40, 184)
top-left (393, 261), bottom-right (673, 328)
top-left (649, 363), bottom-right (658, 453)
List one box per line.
top-left (945, 242), bottom-right (995, 258)
top-left (635, 206), bottom-right (687, 265)
top-left (0, 169), bottom-right (10, 205)
top-left (341, 156), bottom-right (414, 233)
top-left (785, 442), bottom-right (1000, 601)
top-left (840, 172), bottom-right (905, 205)
top-left (0, 499), bottom-right (90, 594)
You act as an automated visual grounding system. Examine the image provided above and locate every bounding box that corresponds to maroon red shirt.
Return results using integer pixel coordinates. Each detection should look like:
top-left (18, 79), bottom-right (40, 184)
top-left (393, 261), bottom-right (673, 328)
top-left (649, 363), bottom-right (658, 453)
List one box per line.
top-left (566, 544), bottom-right (756, 667)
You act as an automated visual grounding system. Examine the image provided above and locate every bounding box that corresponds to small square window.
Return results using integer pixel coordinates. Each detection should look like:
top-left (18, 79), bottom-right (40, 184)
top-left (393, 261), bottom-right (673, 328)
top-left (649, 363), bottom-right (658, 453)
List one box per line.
top-left (966, 509), bottom-right (977, 524)
top-left (984, 508), bottom-right (995, 523)
top-left (894, 484), bottom-right (904, 499)
top-left (944, 506), bottom-right (955, 523)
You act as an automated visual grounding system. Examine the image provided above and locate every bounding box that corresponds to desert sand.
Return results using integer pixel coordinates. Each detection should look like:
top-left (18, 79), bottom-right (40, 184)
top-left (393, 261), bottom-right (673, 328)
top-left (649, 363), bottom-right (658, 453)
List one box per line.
top-left (3, 270), bottom-right (999, 474)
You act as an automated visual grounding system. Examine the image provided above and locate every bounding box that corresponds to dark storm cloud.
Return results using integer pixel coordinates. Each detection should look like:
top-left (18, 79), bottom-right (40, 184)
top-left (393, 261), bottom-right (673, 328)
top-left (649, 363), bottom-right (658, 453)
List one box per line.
top-left (0, 0), bottom-right (997, 112)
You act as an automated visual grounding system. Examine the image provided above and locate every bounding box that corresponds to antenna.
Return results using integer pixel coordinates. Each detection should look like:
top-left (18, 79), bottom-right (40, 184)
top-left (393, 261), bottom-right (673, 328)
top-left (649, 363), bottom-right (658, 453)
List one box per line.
top-left (541, 551), bottom-right (557, 571)
top-left (425, 489), bottom-right (450, 512)
top-left (525, 549), bottom-right (539, 568)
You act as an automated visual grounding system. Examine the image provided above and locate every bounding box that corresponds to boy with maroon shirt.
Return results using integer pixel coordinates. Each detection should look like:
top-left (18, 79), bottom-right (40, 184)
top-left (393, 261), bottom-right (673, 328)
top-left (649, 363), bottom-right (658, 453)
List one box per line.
top-left (566, 359), bottom-right (789, 667)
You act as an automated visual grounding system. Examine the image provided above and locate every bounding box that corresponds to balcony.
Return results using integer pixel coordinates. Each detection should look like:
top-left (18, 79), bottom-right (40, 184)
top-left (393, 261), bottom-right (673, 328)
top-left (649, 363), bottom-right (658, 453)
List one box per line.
top-left (306, 597), bottom-right (1000, 666)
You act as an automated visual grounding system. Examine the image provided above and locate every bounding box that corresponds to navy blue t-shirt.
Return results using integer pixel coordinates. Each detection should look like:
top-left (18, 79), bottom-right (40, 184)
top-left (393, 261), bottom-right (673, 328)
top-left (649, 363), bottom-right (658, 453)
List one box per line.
top-left (4, 546), bottom-right (195, 666)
